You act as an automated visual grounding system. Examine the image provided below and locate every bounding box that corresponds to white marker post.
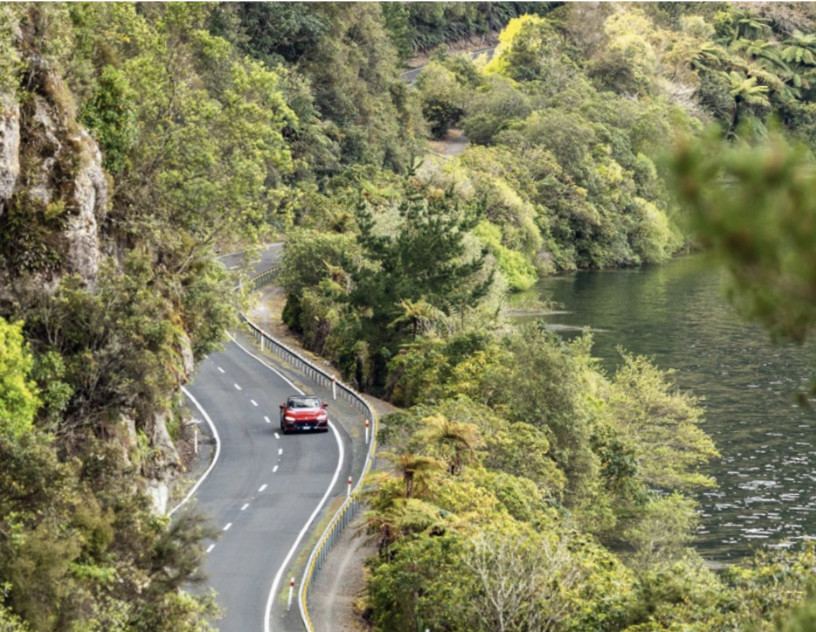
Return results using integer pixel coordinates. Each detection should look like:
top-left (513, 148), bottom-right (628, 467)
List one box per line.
top-left (347, 476), bottom-right (352, 498)
top-left (287, 578), bottom-right (295, 611)
top-left (365, 419), bottom-right (370, 445)
top-left (331, 376), bottom-right (337, 400)
top-left (194, 428), bottom-right (199, 455)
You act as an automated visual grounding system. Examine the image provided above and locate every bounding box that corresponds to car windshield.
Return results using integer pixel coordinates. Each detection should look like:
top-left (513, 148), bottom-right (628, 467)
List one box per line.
top-left (289, 397), bottom-right (320, 409)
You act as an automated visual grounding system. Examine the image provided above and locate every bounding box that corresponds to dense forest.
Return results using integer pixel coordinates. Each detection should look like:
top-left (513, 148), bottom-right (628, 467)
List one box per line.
top-left (3, 2), bottom-right (816, 631)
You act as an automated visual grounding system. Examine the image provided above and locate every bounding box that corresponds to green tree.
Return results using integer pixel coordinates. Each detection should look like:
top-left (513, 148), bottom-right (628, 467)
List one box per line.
top-left (389, 298), bottom-right (442, 340)
top-left (352, 182), bottom-right (493, 388)
top-left (461, 74), bottom-right (532, 145)
top-left (413, 413), bottom-right (484, 475)
top-left (462, 527), bottom-right (585, 632)
top-left (379, 451), bottom-right (445, 501)
top-left (726, 70), bottom-right (771, 132)
top-left (781, 30), bottom-right (816, 67)
top-left (294, 3), bottom-right (422, 170)
top-left (229, 3), bottom-right (330, 65)
top-left (0, 318), bottom-right (40, 438)
top-left (477, 327), bottom-right (600, 501)
top-left (671, 130), bottom-right (816, 343)
top-left (416, 61), bottom-right (466, 139)
top-left (730, 37), bottom-right (785, 70)
top-left (79, 65), bottom-right (137, 174)
top-left (380, 3), bottom-right (412, 61)
top-left (461, 526), bottom-right (637, 632)
top-left (365, 530), bottom-right (468, 632)
top-left (606, 352), bottom-right (719, 491)
top-left (734, 11), bottom-right (772, 41)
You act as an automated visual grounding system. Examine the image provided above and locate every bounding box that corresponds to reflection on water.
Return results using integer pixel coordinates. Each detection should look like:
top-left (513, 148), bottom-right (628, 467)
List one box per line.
top-left (520, 254), bottom-right (816, 561)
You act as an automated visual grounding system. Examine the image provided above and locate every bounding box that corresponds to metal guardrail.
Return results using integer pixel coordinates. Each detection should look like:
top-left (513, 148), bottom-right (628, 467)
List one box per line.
top-left (240, 268), bottom-right (378, 632)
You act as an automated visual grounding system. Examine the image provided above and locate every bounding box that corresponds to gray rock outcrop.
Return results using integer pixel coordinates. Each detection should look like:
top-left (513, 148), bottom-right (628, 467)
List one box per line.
top-left (67, 129), bottom-right (108, 284)
top-left (0, 94), bottom-right (20, 217)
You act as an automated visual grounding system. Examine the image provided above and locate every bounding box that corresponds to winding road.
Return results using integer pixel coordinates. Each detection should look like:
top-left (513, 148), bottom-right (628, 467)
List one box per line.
top-left (181, 245), bottom-right (356, 631)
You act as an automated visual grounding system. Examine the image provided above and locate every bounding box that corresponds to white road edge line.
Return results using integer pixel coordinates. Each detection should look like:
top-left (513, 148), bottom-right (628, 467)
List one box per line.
top-left (265, 421), bottom-right (344, 632)
top-left (225, 337), bottom-right (344, 632)
top-left (168, 387), bottom-right (222, 517)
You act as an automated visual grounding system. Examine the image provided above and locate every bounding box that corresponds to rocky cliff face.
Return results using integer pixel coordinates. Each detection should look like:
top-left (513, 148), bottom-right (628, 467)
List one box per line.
top-left (0, 95), bottom-right (20, 218)
top-left (0, 69), bottom-right (101, 286)
top-left (0, 50), bottom-right (182, 514)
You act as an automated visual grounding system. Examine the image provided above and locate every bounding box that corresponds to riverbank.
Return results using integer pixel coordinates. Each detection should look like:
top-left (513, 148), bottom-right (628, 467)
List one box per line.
top-left (529, 255), bottom-right (816, 561)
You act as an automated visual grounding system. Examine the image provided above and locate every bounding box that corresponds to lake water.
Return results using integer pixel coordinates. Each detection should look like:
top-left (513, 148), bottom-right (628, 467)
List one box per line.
top-left (523, 254), bottom-right (816, 562)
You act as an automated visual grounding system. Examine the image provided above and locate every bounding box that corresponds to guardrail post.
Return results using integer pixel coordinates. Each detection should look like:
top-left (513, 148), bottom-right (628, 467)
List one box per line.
top-left (242, 269), bottom-right (381, 632)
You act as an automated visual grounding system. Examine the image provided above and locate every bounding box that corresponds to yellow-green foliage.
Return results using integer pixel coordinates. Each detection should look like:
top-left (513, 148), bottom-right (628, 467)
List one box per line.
top-left (366, 319), bottom-right (729, 631)
top-left (0, 318), bottom-right (40, 438)
top-left (473, 221), bottom-right (538, 291)
top-left (484, 14), bottom-right (549, 78)
top-left (604, 352), bottom-right (719, 490)
top-left (598, 8), bottom-right (660, 95)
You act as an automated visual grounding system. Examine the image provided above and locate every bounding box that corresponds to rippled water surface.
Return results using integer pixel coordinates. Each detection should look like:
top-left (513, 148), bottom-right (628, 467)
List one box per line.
top-left (525, 255), bottom-right (816, 561)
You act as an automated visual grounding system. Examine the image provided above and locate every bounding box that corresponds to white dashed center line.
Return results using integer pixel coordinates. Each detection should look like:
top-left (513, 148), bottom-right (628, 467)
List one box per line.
top-left (241, 503), bottom-right (250, 511)
top-left (278, 448), bottom-right (283, 456)
top-left (274, 432), bottom-right (280, 439)
top-left (264, 416), bottom-right (271, 424)
top-left (234, 383), bottom-right (242, 391)
top-left (206, 544), bottom-right (216, 553)
top-left (258, 484), bottom-right (267, 493)
top-left (217, 366), bottom-right (225, 374)
top-left (273, 465), bottom-right (279, 473)
top-left (223, 522), bottom-right (233, 532)
top-left (251, 399), bottom-right (258, 407)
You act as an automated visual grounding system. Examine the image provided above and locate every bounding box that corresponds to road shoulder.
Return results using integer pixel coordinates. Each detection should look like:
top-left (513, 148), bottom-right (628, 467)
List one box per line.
top-left (246, 284), bottom-right (398, 631)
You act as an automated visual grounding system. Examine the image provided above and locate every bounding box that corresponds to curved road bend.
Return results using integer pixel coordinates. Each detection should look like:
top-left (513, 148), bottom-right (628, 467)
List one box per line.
top-left (187, 340), bottom-right (351, 632)
top-left (219, 242), bottom-right (283, 276)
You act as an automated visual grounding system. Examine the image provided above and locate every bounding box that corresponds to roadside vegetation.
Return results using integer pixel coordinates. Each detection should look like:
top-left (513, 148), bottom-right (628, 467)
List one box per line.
top-left (2, 3), bottom-right (816, 631)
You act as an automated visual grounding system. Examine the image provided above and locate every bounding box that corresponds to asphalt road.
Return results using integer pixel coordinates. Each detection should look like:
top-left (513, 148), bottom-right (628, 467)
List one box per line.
top-left (400, 45), bottom-right (496, 84)
top-left (186, 339), bottom-right (352, 632)
top-left (219, 243), bottom-right (283, 277)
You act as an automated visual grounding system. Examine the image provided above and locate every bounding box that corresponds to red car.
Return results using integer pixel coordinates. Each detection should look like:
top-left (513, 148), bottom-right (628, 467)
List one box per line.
top-left (279, 395), bottom-right (329, 434)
